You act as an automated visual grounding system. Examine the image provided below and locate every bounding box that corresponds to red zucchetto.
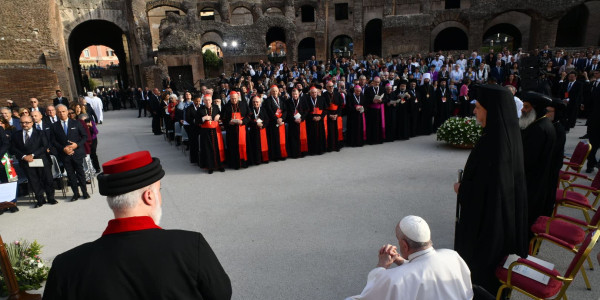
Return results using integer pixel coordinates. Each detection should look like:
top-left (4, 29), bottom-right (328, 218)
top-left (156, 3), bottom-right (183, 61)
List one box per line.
top-left (97, 151), bottom-right (165, 196)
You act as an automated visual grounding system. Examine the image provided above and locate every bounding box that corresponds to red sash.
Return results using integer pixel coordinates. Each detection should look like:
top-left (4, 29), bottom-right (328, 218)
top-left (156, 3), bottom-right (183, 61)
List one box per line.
top-left (260, 128), bottom-right (269, 162)
top-left (300, 121), bottom-right (308, 152)
top-left (327, 103), bottom-right (339, 111)
top-left (200, 120), bottom-right (218, 129)
top-left (337, 117), bottom-right (343, 141)
top-left (324, 115), bottom-right (328, 147)
top-left (313, 107), bottom-right (323, 115)
top-left (216, 129), bottom-right (225, 162)
top-left (232, 112), bottom-right (247, 161)
top-left (279, 125), bottom-right (288, 158)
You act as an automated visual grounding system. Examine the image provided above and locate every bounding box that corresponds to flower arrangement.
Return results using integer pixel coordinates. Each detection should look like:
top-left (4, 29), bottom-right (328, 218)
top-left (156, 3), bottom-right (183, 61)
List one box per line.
top-left (0, 239), bottom-right (50, 296)
top-left (436, 117), bottom-right (483, 148)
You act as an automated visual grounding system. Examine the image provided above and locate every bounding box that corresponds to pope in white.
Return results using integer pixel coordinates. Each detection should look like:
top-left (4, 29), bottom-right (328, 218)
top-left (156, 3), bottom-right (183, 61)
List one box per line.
top-left (346, 215), bottom-right (473, 300)
top-left (85, 92), bottom-right (104, 123)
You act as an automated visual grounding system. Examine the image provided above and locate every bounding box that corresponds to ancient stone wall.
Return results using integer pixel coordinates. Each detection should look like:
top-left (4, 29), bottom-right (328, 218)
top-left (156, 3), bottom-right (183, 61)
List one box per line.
top-left (0, 67), bottom-right (59, 108)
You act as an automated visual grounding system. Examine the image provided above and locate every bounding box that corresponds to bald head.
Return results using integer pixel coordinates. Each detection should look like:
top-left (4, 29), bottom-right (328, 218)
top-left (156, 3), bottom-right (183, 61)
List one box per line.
top-left (31, 110), bottom-right (43, 123)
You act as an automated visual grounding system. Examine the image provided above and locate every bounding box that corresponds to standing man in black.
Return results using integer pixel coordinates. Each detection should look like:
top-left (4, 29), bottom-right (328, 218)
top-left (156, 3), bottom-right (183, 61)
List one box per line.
top-left (559, 71), bottom-right (583, 130)
top-left (53, 90), bottom-right (70, 107)
top-left (51, 104), bottom-right (89, 201)
top-left (586, 77), bottom-right (600, 173)
top-left (11, 115), bottom-right (57, 208)
top-left (185, 95), bottom-right (202, 164)
top-left (149, 88), bottom-right (162, 135)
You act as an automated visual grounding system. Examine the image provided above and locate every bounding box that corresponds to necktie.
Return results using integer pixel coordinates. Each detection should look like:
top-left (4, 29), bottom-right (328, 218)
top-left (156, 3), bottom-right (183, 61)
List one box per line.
top-left (63, 121), bottom-right (68, 135)
top-left (37, 124), bottom-right (41, 130)
top-left (568, 82), bottom-right (573, 91)
top-left (25, 132), bottom-right (30, 144)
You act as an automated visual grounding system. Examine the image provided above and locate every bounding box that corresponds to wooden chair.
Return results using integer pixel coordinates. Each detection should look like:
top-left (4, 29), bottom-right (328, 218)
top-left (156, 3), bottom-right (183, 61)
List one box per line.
top-left (559, 141), bottom-right (592, 188)
top-left (496, 229), bottom-right (600, 300)
top-left (0, 234), bottom-right (42, 300)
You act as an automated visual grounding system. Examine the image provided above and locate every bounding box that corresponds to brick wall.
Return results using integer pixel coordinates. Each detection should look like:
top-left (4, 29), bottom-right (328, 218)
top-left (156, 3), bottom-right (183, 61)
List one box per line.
top-left (0, 68), bottom-right (60, 108)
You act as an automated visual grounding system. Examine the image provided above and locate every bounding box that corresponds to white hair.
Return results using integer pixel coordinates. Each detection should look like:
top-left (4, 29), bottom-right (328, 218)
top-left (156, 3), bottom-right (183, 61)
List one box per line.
top-left (106, 184), bottom-right (154, 210)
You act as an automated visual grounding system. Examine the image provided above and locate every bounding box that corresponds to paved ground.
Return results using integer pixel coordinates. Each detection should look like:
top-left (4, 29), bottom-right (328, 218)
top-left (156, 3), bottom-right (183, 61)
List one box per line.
top-left (1, 109), bottom-right (599, 299)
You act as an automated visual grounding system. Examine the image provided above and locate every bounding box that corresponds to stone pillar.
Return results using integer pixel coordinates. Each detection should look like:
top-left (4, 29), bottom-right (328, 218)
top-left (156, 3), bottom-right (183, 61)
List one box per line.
top-left (352, 0), bottom-right (364, 58)
top-left (468, 19), bottom-right (484, 51)
top-left (220, 0), bottom-right (231, 23)
top-left (529, 16), bottom-right (559, 49)
top-left (584, 1), bottom-right (600, 46)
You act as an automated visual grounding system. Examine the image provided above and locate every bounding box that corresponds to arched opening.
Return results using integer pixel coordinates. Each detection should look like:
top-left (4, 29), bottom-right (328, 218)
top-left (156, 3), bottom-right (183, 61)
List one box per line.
top-left (266, 27), bottom-right (287, 63)
top-left (331, 35), bottom-right (353, 58)
top-left (231, 7), bottom-right (254, 25)
top-left (68, 20), bottom-right (129, 94)
top-left (298, 37), bottom-right (316, 62)
top-left (147, 6), bottom-right (186, 51)
top-left (202, 43), bottom-right (223, 78)
top-left (79, 45), bottom-right (120, 91)
top-left (483, 23), bottom-right (522, 52)
top-left (300, 5), bottom-right (315, 22)
top-left (364, 19), bottom-right (382, 57)
top-left (200, 8), bottom-right (221, 22)
top-left (265, 7), bottom-right (284, 16)
top-left (434, 27), bottom-right (468, 51)
top-left (556, 4), bottom-right (589, 47)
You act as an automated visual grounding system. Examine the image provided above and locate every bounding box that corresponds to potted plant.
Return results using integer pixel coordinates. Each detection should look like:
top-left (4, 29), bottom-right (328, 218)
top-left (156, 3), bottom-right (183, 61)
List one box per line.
top-left (0, 239), bottom-right (50, 296)
top-left (436, 117), bottom-right (483, 149)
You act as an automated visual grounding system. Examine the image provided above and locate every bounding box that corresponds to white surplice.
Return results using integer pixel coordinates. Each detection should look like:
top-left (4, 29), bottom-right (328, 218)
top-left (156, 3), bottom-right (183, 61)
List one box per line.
top-left (346, 248), bottom-right (473, 300)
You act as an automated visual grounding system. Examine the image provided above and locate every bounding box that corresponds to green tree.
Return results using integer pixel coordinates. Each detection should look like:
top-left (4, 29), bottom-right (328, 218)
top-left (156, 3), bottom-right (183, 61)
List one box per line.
top-left (203, 49), bottom-right (222, 78)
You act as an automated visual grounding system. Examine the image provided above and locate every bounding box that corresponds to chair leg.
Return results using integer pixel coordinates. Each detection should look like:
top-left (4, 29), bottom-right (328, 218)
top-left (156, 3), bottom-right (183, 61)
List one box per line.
top-left (495, 285), bottom-right (507, 300)
top-left (586, 256), bottom-right (594, 270)
top-left (580, 265), bottom-right (592, 290)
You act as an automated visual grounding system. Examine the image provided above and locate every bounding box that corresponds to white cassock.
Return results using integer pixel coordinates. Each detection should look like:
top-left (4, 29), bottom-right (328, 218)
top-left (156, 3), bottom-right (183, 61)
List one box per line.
top-left (346, 248), bottom-right (473, 300)
top-left (85, 92), bottom-right (103, 122)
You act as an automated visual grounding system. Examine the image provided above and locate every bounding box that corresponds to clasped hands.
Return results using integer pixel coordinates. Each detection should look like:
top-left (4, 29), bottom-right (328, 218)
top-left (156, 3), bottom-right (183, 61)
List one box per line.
top-left (229, 119), bottom-right (243, 125)
top-left (63, 142), bottom-right (77, 156)
top-left (313, 115), bottom-right (322, 121)
top-left (377, 244), bottom-right (405, 269)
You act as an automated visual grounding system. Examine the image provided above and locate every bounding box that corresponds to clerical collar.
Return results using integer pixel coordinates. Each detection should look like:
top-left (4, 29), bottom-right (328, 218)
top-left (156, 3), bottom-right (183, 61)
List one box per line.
top-left (102, 216), bottom-right (161, 236)
top-left (407, 247), bottom-right (434, 262)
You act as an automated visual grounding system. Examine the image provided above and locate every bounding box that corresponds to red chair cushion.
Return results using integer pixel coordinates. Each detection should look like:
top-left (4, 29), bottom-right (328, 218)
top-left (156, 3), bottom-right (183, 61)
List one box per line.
top-left (559, 173), bottom-right (571, 181)
top-left (531, 216), bottom-right (586, 246)
top-left (496, 256), bottom-right (563, 298)
top-left (556, 190), bottom-right (592, 208)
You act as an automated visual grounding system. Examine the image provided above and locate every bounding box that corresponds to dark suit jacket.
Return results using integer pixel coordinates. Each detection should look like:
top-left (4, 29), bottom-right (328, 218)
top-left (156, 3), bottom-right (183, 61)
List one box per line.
top-left (490, 66), bottom-right (505, 83)
top-left (10, 129), bottom-right (50, 167)
top-left (35, 120), bottom-right (57, 156)
top-left (8, 117), bottom-right (22, 131)
top-left (30, 107), bottom-right (46, 116)
top-left (0, 127), bottom-right (9, 157)
top-left (53, 97), bottom-right (70, 107)
top-left (50, 118), bottom-right (88, 159)
top-left (149, 93), bottom-right (161, 113)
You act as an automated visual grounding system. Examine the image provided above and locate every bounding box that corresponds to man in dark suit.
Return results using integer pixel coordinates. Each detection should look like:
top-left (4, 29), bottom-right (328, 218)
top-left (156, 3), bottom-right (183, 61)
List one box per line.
top-left (29, 98), bottom-right (45, 116)
top-left (559, 71), bottom-right (583, 130)
top-left (185, 95), bottom-right (202, 164)
top-left (490, 60), bottom-right (505, 84)
top-left (43, 151), bottom-right (231, 300)
top-left (11, 115), bottom-right (56, 208)
top-left (149, 88), bottom-right (162, 135)
top-left (0, 107), bottom-right (21, 131)
top-left (53, 90), bottom-right (70, 107)
top-left (51, 104), bottom-right (89, 201)
top-left (585, 58), bottom-right (600, 74)
top-left (44, 105), bottom-right (59, 124)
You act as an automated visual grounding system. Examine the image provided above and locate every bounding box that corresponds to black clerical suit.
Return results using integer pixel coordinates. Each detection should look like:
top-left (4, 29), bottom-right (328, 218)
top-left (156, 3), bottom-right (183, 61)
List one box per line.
top-left (11, 128), bottom-right (55, 205)
top-left (185, 103), bottom-right (201, 164)
top-left (51, 118), bottom-right (88, 197)
top-left (53, 97), bottom-right (70, 107)
top-left (264, 96), bottom-right (288, 160)
top-left (43, 218), bottom-right (232, 300)
top-left (221, 101), bottom-right (250, 169)
top-left (149, 92), bottom-right (162, 135)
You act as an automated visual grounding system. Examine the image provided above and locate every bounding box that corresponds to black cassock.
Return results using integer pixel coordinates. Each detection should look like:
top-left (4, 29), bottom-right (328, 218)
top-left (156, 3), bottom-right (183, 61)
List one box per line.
top-left (522, 117), bottom-right (557, 225)
top-left (346, 93), bottom-right (366, 147)
top-left (197, 105), bottom-right (223, 171)
top-left (419, 83), bottom-right (435, 135)
top-left (323, 90), bottom-right (343, 151)
top-left (406, 88), bottom-right (420, 137)
top-left (264, 96), bottom-right (288, 161)
top-left (382, 91), bottom-right (399, 141)
top-left (433, 86), bottom-right (453, 131)
top-left (302, 95), bottom-right (327, 155)
top-left (364, 86), bottom-right (385, 144)
top-left (285, 97), bottom-right (308, 158)
top-left (548, 119), bottom-right (566, 215)
top-left (43, 219), bottom-right (232, 300)
top-left (248, 106), bottom-right (270, 165)
top-left (455, 85), bottom-right (528, 295)
top-left (221, 101), bottom-right (250, 169)
top-left (185, 104), bottom-right (201, 164)
top-left (396, 90), bottom-right (411, 140)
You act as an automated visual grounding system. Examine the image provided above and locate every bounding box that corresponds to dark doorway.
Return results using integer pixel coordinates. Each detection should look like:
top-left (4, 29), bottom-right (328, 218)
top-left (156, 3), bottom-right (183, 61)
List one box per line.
top-left (298, 38), bottom-right (316, 62)
top-left (434, 27), bottom-right (468, 51)
top-left (68, 20), bottom-right (129, 95)
top-left (331, 35), bottom-right (353, 58)
top-left (483, 23), bottom-right (522, 51)
top-left (556, 4), bottom-right (588, 47)
top-left (364, 19), bottom-right (382, 57)
top-left (445, 0), bottom-right (460, 9)
top-left (266, 27), bottom-right (286, 45)
top-left (168, 66), bottom-right (194, 92)
top-left (301, 5), bottom-right (315, 22)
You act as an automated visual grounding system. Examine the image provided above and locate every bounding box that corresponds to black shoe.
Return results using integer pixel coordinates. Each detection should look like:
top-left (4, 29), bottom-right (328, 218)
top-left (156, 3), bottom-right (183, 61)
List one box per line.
top-left (137, 116), bottom-right (141, 118)
top-left (208, 170), bottom-right (213, 174)
top-left (9, 207), bottom-right (18, 213)
top-left (579, 134), bottom-right (589, 139)
top-left (48, 199), bottom-right (58, 204)
top-left (34, 203), bottom-right (44, 208)
top-left (219, 168), bottom-right (225, 172)
top-left (82, 193), bottom-right (91, 199)
top-left (71, 195), bottom-right (80, 202)
top-left (585, 167), bottom-right (594, 173)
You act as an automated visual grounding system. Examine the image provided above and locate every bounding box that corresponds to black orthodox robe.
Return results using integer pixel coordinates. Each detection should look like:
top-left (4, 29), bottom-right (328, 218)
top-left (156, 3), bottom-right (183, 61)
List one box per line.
top-left (407, 88), bottom-right (420, 137)
top-left (346, 93), bottom-right (366, 147)
top-left (419, 83), bottom-right (435, 135)
top-left (433, 86), bottom-right (452, 131)
top-left (396, 90), bottom-right (411, 140)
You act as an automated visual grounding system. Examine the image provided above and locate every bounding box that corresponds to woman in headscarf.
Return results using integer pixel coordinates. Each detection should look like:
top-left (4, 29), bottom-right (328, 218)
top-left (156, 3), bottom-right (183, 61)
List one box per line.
top-left (453, 84), bottom-right (528, 295)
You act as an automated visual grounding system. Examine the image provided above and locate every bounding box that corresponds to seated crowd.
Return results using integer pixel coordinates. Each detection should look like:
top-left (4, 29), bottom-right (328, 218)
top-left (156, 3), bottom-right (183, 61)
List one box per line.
top-left (0, 92), bottom-right (102, 213)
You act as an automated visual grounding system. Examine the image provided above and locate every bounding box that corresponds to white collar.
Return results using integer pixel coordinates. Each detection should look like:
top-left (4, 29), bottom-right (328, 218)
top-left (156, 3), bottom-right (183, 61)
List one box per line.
top-left (407, 247), bottom-right (434, 262)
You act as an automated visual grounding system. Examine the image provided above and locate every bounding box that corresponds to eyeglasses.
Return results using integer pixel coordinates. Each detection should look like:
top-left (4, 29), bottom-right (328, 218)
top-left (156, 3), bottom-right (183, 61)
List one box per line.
top-left (20, 121), bottom-right (32, 124)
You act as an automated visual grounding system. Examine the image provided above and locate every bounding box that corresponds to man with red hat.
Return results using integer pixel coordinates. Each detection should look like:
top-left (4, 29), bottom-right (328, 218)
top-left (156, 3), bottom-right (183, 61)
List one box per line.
top-left (43, 151), bottom-right (232, 299)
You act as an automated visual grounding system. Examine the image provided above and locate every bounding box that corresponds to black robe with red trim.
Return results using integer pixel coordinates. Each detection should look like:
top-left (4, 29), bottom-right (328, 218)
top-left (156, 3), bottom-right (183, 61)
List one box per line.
top-left (302, 95), bottom-right (327, 155)
top-left (43, 216), bottom-right (231, 300)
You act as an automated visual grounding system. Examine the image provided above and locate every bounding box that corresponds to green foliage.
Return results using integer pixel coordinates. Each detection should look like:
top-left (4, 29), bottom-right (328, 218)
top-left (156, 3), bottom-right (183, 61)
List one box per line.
top-left (88, 77), bottom-right (97, 91)
top-left (203, 49), bottom-right (222, 69)
top-left (436, 117), bottom-right (483, 147)
top-left (0, 239), bottom-right (50, 296)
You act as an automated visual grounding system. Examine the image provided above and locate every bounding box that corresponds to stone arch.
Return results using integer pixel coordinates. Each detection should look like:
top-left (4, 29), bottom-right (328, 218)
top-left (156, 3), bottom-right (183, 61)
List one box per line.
top-left (556, 4), bottom-right (589, 47)
top-left (199, 6), bottom-right (222, 22)
top-left (433, 27), bottom-right (468, 51)
top-left (146, 0), bottom-right (187, 13)
top-left (484, 11), bottom-right (531, 50)
top-left (230, 6), bottom-right (256, 25)
top-left (364, 19), bottom-right (382, 57)
top-left (201, 31), bottom-right (224, 46)
top-left (297, 37), bottom-right (316, 62)
top-left (265, 6), bottom-right (285, 16)
top-left (430, 21), bottom-right (469, 48)
top-left (483, 23), bottom-right (522, 51)
top-left (63, 12), bottom-right (128, 36)
top-left (331, 35), bottom-right (353, 58)
top-left (147, 5), bottom-right (186, 51)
